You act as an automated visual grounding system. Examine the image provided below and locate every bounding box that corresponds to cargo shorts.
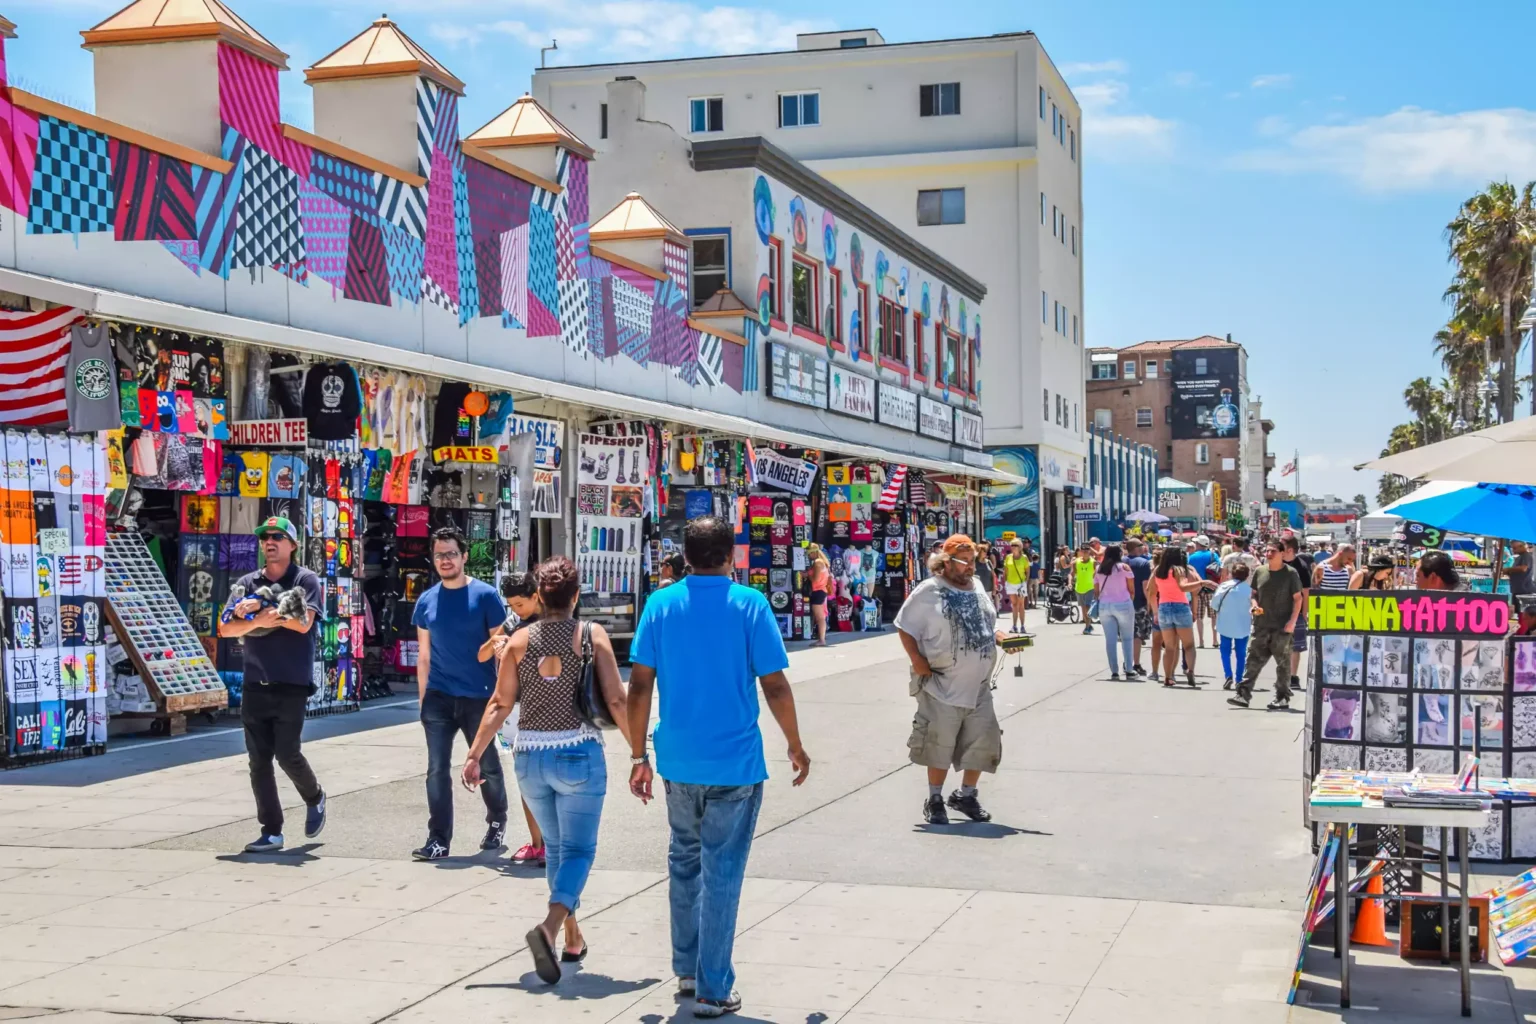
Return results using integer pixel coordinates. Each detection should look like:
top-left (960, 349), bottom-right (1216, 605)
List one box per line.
top-left (907, 686), bottom-right (1003, 773)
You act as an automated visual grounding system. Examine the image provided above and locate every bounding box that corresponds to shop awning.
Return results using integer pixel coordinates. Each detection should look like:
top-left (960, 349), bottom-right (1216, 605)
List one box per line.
top-left (0, 266), bottom-right (1026, 487)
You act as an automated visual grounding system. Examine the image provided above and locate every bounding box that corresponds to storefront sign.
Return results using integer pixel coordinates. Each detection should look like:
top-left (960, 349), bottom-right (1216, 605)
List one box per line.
top-left (877, 383), bottom-right (918, 432)
top-left (954, 408), bottom-right (984, 450)
top-left (754, 449), bottom-right (819, 496)
top-left (828, 368), bottom-right (875, 421)
top-left (230, 418), bottom-right (307, 446)
top-left (1307, 590), bottom-right (1511, 637)
top-left (432, 445), bottom-right (498, 464)
top-left (1073, 498), bottom-right (1102, 521)
top-left (1038, 446), bottom-right (1084, 492)
top-left (508, 415), bottom-right (563, 469)
top-left (766, 342), bottom-right (828, 410)
top-left (918, 396), bottom-right (953, 442)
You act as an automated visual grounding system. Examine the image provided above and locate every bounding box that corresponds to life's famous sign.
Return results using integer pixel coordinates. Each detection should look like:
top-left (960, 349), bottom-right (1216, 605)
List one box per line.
top-left (1308, 589), bottom-right (1510, 638)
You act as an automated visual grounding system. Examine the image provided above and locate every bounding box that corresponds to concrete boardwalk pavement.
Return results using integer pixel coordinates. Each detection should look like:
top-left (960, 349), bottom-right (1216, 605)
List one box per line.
top-left (0, 615), bottom-right (1336, 1023)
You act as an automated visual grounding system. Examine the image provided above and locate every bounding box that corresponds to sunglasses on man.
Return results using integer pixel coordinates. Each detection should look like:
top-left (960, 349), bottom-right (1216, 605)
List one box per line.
top-left (259, 533), bottom-right (288, 543)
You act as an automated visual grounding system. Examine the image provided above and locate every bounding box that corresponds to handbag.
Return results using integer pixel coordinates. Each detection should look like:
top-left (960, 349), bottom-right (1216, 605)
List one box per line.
top-left (572, 621), bottom-right (617, 730)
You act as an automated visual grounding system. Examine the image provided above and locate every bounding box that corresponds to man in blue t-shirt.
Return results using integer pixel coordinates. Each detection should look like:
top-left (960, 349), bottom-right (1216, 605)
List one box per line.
top-left (1186, 535), bottom-right (1219, 648)
top-left (411, 526), bottom-right (508, 861)
top-left (628, 516), bottom-right (810, 1019)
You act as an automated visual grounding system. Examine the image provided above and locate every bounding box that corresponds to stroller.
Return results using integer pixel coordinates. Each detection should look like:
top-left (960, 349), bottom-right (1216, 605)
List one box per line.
top-left (1042, 570), bottom-right (1080, 624)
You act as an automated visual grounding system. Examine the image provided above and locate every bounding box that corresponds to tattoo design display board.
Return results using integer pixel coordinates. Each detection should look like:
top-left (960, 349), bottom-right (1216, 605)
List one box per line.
top-left (104, 530), bottom-right (227, 722)
top-left (0, 431), bottom-right (111, 761)
top-left (1305, 590), bottom-right (1525, 860)
top-left (576, 431), bottom-right (649, 637)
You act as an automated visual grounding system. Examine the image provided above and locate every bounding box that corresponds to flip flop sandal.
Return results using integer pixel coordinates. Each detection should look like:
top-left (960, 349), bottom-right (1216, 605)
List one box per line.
top-left (526, 927), bottom-right (562, 984)
top-left (561, 944), bottom-right (589, 963)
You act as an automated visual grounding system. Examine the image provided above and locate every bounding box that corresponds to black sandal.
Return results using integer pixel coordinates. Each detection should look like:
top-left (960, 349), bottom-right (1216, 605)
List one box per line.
top-left (561, 944), bottom-right (589, 963)
top-left (526, 926), bottom-right (562, 984)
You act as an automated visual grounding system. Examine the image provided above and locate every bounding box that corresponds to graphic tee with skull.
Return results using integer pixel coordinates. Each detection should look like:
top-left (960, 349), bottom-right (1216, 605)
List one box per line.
top-left (302, 362), bottom-right (362, 441)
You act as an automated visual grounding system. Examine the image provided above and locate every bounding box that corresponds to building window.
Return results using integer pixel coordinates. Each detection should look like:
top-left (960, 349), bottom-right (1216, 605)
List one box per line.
top-left (1094, 408), bottom-right (1112, 430)
top-left (920, 82), bottom-right (961, 117)
top-left (855, 284), bottom-right (870, 357)
top-left (1194, 357), bottom-right (1208, 374)
top-left (1041, 291), bottom-right (1049, 324)
top-left (791, 255), bottom-right (819, 333)
top-left (1071, 225), bottom-right (1077, 255)
top-left (690, 97), bottom-right (724, 133)
top-left (600, 103), bottom-right (608, 140)
top-left (1051, 205), bottom-right (1057, 237)
top-left (1044, 388), bottom-right (1050, 420)
top-left (1040, 192), bottom-right (1046, 225)
top-left (912, 313), bottom-right (926, 377)
top-left (840, 37), bottom-right (867, 47)
top-left (1051, 103), bottom-right (1058, 138)
top-left (766, 238), bottom-right (783, 322)
top-left (1070, 128), bottom-right (1076, 160)
top-left (779, 92), bottom-right (820, 128)
top-left (1060, 211), bottom-right (1067, 242)
top-left (1195, 443), bottom-right (1210, 465)
top-left (1039, 86), bottom-right (1045, 118)
top-left (1091, 362), bottom-right (1117, 380)
top-left (917, 188), bottom-right (965, 225)
top-left (1145, 360), bottom-right (1158, 379)
top-left (1074, 403), bottom-right (1079, 432)
top-left (1136, 407), bottom-right (1153, 428)
top-left (1164, 359), bottom-right (1173, 374)
top-left (825, 267), bottom-right (842, 345)
top-left (1055, 393), bottom-right (1062, 426)
top-left (946, 329), bottom-right (963, 389)
top-left (1122, 360), bottom-right (1136, 379)
top-left (1053, 301), bottom-right (1060, 333)
top-left (878, 297), bottom-right (905, 363)
top-left (1164, 405), bottom-right (1172, 424)
top-left (1072, 315), bottom-right (1078, 345)
top-left (689, 234), bottom-right (727, 308)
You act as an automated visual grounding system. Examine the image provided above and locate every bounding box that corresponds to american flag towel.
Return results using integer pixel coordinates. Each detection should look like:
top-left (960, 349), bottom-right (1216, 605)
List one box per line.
top-left (878, 465), bottom-right (908, 511)
top-left (0, 307), bottom-right (82, 426)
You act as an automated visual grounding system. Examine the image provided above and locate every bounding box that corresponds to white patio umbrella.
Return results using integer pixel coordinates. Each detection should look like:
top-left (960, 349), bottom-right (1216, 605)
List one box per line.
top-left (1358, 415), bottom-right (1536, 484)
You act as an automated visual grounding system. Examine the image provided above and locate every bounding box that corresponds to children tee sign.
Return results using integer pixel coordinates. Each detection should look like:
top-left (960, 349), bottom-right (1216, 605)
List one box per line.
top-left (1307, 590), bottom-right (1510, 638)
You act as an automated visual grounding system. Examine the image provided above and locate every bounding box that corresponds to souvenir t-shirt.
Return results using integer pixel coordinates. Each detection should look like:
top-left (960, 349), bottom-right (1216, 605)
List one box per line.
top-left (238, 452), bottom-right (270, 497)
top-left (477, 392), bottom-right (515, 448)
top-left (430, 382), bottom-right (474, 450)
top-left (267, 454), bottom-right (303, 498)
top-left (410, 578), bottom-right (506, 698)
top-left (269, 353), bottom-right (306, 417)
top-left (302, 362), bottom-right (361, 440)
top-left (631, 575), bottom-right (788, 786)
top-left (65, 322), bottom-right (122, 432)
top-left (893, 576), bottom-right (998, 709)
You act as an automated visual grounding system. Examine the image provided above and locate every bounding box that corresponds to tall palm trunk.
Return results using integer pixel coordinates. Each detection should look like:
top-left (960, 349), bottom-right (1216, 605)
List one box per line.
top-left (1502, 294), bottom-right (1517, 422)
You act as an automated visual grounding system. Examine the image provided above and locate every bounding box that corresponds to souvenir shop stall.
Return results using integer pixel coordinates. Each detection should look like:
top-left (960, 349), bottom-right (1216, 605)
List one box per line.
top-left (575, 422), bottom-right (656, 642)
top-left (1303, 589), bottom-right (1533, 863)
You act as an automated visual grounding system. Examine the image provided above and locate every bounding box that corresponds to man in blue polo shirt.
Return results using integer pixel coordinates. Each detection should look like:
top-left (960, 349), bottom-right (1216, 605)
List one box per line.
top-left (627, 516), bottom-right (811, 1020)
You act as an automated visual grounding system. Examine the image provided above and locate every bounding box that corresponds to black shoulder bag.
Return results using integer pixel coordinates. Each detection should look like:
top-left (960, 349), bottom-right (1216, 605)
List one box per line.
top-left (572, 621), bottom-right (617, 730)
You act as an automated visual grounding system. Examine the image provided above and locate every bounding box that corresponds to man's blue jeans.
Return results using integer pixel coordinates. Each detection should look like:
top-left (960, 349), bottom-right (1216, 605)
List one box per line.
top-left (516, 741), bottom-right (606, 912)
top-left (666, 781), bottom-right (764, 1002)
top-left (421, 689), bottom-right (507, 845)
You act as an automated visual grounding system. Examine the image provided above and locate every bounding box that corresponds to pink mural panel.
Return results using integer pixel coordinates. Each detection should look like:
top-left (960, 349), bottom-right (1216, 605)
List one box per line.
top-left (422, 148), bottom-right (459, 304)
top-left (217, 43), bottom-right (309, 175)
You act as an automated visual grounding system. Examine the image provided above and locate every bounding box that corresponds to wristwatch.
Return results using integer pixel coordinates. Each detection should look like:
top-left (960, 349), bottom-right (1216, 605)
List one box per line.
top-left (630, 753), bottom-right (650, 766)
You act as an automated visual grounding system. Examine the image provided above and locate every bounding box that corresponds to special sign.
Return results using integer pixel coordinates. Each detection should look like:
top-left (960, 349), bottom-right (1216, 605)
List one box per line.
top-left (1308, 590), bottom-right (1510, 638)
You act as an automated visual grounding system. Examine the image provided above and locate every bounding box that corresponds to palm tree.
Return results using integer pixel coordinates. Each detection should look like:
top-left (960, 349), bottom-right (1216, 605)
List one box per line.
top-left (1445, 181), bottom-right (1536, 422)
top-left (1403, 377), bottom-right (1445, 443)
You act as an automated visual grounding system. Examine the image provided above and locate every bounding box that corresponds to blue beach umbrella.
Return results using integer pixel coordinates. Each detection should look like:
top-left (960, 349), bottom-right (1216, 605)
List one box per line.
top-left (1385, 482), bottom-right (1536, 543)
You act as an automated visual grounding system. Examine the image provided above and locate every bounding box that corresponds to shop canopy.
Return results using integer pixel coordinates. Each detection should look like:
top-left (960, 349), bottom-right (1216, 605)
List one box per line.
top-left (1157, 476), bottom-right (1199, 493)
top-left (1, 266), bottom-right (1026, 488)
top-left (1358, 415), bottom-right (1536, 485)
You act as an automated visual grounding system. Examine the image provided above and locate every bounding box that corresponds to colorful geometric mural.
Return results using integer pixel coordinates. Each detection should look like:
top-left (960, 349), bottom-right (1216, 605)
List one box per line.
top-left (0, 38), bottom-right (750, 395)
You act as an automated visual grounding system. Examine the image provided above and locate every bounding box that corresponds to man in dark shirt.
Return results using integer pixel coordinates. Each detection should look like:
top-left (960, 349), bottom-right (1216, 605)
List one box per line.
top-left (1509, 542), bottom-right (1534, 597)
top-left (218, 516), bottom-right (326, 854)
top-left (1125, 538), bottom-right (1154, 676)
top-left (1228, 539), bottom-right (1304, 711)
top-left (1283, 535), bottom-right (1313, 691)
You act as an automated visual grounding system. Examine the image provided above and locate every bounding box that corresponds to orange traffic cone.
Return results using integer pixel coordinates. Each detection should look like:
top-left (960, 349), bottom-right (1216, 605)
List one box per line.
top-left (1352, 871), bottom-right (1392, 947)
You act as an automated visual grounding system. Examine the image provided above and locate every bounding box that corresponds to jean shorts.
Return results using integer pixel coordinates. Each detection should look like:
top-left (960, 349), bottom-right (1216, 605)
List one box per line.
top-left (1158, 601), bottom-right (1194, 631)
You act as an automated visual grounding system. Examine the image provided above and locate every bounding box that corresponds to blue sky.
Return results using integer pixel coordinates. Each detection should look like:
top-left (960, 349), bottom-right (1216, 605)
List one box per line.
top-left (7, 0), bottom-right (1532, 507)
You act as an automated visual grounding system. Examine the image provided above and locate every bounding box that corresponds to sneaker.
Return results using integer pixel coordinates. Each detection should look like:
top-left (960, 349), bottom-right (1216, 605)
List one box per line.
top-left (1109, 672), bottom-right (1121, 681)
top-left (694, 991), bottom-right (742, 1018)
top-left (1149, 671), bottom-right (1160, 682)
top-left (411, 838), bottom-right (449, 861)
top-left (244, 833), bottom-right (284, 854)
top-left (946, 789), bottom-right (993, 823)
top-left (923, 794), bottom-right (949, 825)
top-left (1132, 665), bottom-right (1147, 677)
top-left (1292, 674), bottom-right (1305, 692)
top-left (1267, 697), bottom-right (1291, 712)
top-left (1082, 625), bottom-right (1093, 635)
top-left (304, 791), bottom-right (326, 839)
top-left (677, 977), bottom-right (696, 998)
top-left (481, 821), bottom-right (507, 852)
top-left (1226, 696), bottom-right (1250, 708)
top-left (534, 846), bottom-right (547, 867)
top-left (1222, 677), bottom-right (1234, 691)
top-left (511, 843), bottom-right (540, 863)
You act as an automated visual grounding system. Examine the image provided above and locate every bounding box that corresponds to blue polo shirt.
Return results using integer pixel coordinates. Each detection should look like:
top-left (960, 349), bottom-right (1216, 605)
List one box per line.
top-left (631, 574), bottom-right (790, 785)
top-left (411, 578), bottom-right (506, 698)
top-left (1187, 549), bottom-right (1219, 582)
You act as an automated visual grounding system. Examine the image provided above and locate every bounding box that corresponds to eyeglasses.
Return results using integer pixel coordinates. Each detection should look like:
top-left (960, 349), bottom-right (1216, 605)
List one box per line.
top-left (433, 550), bottom-right (463, 561)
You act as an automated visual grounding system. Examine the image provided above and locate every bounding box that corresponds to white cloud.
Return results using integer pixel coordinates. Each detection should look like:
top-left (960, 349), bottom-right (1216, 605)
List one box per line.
top-left (1251, 73), bottom-right (1293, 89)
top-left (1232, 106), bottom-right (1536, 191)
top-left (1072, 76), bottom-right (1175, 160)
top-left (1168, 70), bottom-right (1199, 88)
top-left (1060, 60), bottom-right (1128, 76)
top-left (1255, 114), bottom-right (1291, 138)
top-left (425, 1), bottom-right (829, 61)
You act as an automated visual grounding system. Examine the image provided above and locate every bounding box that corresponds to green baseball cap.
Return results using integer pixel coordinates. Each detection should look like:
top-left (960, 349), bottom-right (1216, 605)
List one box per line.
top-left (255, 516), bottom-right (299, 545)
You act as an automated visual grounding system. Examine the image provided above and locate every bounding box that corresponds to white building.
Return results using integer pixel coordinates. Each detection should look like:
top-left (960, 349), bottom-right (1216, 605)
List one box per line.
top-left (533, 28), bottom-right (1086, 467)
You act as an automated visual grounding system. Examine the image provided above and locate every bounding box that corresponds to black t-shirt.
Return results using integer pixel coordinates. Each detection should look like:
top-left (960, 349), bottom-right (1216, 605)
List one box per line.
top-left (1127, 555), bottom-right (1153, 609)
top-left (1288, 552), bottom-right (1314, 590)
top-left (301, 362), bottom-right (361, 440)
top-left (229, 562), bottom-right (324, 688)
top-left (1511, 552), bottom-right (1535, 596)
top-left (431, 382), bottom-right (473, 450)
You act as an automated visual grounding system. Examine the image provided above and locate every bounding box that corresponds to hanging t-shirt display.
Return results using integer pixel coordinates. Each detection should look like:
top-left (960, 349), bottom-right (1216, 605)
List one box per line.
top-left (302, 362), bottom-right (361, 441)
top-left (430, 382), bottom-right (473, 450)
top-left (65, 322), bottom-right (121, 433)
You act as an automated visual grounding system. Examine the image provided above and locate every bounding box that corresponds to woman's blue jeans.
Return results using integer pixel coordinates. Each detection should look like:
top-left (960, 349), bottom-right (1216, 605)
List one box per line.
top-left (1099, 602), bottom-right (1134, 674)
top-left (515, 740), bottom-right (606, 912)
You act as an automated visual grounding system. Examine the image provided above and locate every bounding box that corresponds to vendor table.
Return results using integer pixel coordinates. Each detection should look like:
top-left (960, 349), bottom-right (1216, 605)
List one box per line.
top-left (1311, 801), bottom-right (1487, 1016)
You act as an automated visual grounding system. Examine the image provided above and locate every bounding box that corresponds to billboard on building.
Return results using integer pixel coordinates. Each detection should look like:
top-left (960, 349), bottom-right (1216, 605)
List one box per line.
top-left (982, 446), bottom-right (1039, 543)
top-left (1170, 349), bottom-right (1241, 440)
